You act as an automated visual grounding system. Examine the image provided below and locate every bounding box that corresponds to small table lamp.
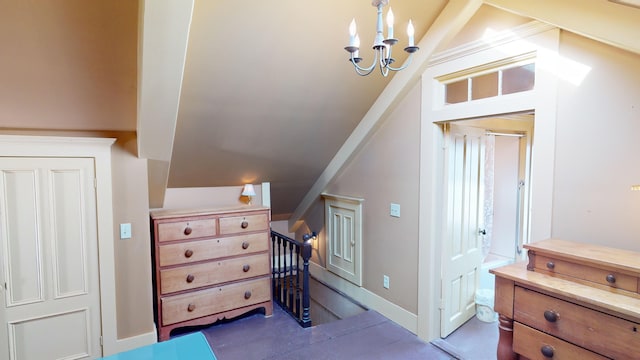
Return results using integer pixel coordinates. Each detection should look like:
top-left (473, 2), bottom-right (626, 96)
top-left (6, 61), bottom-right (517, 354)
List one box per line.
top-left (242, 184), bottom-right (257, 205)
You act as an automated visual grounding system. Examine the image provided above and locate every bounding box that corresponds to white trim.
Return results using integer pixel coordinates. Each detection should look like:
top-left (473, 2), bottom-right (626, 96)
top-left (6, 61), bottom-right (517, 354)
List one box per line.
top-left (0, 135), bottom-right (119, 356)
top-left (261, 182), bottom-right (271, 208)
top-left (428, 21), bottom-right (555, 67)
top-left (485, 0), bottom-right (640, 55)
top-left (111, 330), bottom-right (158, 354)
top-left (321, 193), bottom-right (364, 286)
top-left (320, 193), bottom-right (365, 204)
top-left (309, 262), bottom-right (417, 333)
top-left (418, 27), bottom-right (560, 341)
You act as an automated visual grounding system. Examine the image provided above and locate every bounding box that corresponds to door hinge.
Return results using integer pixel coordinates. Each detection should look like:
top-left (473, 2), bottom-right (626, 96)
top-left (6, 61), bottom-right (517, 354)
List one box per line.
top-left (438, 298), bottom-right (445, 310)
top-left (100, 336), bottom-right (103, 346)
top-left (94, 178), bottom-right (97, 188)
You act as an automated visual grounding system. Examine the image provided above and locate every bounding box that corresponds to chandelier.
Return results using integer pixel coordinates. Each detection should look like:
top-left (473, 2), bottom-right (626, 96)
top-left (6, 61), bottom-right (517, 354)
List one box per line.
top-left (344, 0), bottom-right (419, 77)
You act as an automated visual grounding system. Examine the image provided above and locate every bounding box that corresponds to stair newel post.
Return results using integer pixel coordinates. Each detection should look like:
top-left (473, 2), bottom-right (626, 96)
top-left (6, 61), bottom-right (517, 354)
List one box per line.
top-left (301, 241), bottom-right (312, 327)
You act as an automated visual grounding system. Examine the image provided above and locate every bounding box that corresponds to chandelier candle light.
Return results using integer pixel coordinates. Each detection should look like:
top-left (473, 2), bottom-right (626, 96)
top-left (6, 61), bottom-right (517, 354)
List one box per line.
top-left (345, 0), bottom-right (419, 76)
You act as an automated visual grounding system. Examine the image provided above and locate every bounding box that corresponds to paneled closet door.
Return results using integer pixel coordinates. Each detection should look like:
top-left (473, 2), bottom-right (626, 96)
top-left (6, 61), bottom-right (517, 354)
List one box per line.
top-left (0, 157), bottom-right (101, 360)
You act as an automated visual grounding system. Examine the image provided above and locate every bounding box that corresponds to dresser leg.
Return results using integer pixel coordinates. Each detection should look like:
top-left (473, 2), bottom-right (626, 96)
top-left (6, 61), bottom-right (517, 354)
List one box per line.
top-left (497, 314), bottom-right (518, 360)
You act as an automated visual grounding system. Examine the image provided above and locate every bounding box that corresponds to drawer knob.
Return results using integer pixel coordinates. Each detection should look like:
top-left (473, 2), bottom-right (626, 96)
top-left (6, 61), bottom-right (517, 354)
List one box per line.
top-left (184, 249), bottom-right (194, 258)
top-left (546, 261), bottom-right (555, 270)
top-left (242, 241), bottom-right (250, 250)
top-left (186, 274), bottom-right (195, 283)
top-left (540, 345), bottom-right (554, 358)
top-left (543, 310), bottom-right (559, 323)
top-left (187, 303), bottom-right (196, 312)
top-left (244, 290), bottom-right (252, 299)
top-left (241, 220), bottom-right (249, 229)
top-left (184, 226), bottom-right (192, 235)
top-left (606, 274), bottom-right (616, 284)
top-left (243, 264), bottom-right (251, 272)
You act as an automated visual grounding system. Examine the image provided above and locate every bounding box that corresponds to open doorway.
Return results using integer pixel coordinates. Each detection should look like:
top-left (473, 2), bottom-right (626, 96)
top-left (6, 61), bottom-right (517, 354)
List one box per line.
top-left (439, 113), bottom-right (533, 337)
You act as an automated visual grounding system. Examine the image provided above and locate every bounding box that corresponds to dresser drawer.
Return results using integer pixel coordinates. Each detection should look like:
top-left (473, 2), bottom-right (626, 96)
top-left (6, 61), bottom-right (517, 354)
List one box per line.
top-left (219, 213), bottom-right (269, 235)
top-left (161, 277), bottom-right (271, 325)
top-left (531, 254), bottom-right (638, 293)
top-left (157, 218), bottom-right (217, 243)
top-left (160, 253), bottom-right (270, 294)
top-left (514, 286), bottom-right (640, 359)
top-left (158, 233), bottom-right (269, 267)
top-left (513, 322), bottom-right (608, 360)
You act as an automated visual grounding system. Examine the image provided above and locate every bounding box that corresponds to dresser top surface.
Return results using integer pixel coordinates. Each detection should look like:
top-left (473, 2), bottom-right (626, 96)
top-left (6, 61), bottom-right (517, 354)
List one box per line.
top-left (150, 206), bottom-right (270, 220)
top-left (492, 262), bottom-right (640, 321)
top-left (524, 238), bottom-right (640, 275)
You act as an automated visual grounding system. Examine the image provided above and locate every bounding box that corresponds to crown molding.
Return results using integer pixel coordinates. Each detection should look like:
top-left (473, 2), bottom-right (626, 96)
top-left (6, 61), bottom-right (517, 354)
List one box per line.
top-left (429, 21), bottom-right (555, 66)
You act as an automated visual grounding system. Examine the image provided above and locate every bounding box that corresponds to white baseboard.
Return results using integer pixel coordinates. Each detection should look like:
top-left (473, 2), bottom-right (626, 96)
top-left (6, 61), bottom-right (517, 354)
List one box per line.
top-left (106, 329), bottom-right (157, 356)
top-left (309, 262), bottom-right (418, 334)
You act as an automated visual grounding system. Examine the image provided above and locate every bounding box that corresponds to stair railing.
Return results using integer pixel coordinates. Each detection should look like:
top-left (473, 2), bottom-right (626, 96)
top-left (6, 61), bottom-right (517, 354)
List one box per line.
top-left (270, 230), bottom-right (312, 328)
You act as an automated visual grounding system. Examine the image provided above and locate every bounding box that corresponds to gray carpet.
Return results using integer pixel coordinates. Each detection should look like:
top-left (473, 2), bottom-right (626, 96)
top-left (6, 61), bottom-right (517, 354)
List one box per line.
top-left (431, 316), bottom-right (499, 360)
top-left (200, 304), bottom-right (456, 359)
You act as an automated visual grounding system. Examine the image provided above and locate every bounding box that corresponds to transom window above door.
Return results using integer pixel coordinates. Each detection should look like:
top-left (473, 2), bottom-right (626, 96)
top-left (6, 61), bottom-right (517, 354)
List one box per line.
top-left (440, 57), bottom-right (536, 105)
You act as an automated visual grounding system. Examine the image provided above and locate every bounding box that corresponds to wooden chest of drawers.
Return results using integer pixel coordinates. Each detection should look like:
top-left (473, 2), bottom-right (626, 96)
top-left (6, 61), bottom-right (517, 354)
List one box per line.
top-left (491, 239), bottom-right (640, 359)
top-left (150, 207), bottom-right (273, 341)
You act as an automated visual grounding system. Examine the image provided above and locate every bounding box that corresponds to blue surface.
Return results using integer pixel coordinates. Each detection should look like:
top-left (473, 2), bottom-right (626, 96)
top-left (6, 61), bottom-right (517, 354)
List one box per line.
top-left (100, 332), bottom-right (216, 360)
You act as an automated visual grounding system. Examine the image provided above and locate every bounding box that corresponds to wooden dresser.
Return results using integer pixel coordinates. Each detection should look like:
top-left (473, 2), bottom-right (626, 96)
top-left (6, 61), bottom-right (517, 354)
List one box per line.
top-left (491, 239), bottom-right (640, 360)
top-left (150, 207), bottom-right (273, 341)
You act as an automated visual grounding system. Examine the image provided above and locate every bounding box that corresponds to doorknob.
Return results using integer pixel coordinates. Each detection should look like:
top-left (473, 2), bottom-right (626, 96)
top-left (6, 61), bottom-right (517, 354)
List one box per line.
top-left (478, 229), bottom-right (487, 235)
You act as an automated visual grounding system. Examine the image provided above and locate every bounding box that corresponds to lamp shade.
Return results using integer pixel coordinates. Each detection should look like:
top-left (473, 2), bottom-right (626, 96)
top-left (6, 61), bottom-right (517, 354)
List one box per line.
top-left (242, 184), bottom-right (256, 196)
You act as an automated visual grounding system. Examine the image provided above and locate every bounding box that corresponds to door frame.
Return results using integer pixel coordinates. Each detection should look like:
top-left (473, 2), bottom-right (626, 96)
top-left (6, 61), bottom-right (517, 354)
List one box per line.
top-left (439, 123), bottom-right (487, 337)
top-left (417, 24), bottom-right (560, 341)
top-left (0, 135), bottom-right (118, 355)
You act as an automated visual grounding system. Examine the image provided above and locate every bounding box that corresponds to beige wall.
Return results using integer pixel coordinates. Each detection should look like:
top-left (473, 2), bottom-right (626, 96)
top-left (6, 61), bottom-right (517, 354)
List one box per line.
top-left (297, 8), bottom-right (640, 323)
top-left (110, 133), bottom-right (155, 338)
top-left (301, 82), bottom-right (422, 313)
top-left (0, 0), bottom-right (137, 132)
top-left (0, 0), bottom-right (150, 341)
top-left (160, 185), bottom-right (263, 210)
top-left (552, 32), bottom-right (640, 251)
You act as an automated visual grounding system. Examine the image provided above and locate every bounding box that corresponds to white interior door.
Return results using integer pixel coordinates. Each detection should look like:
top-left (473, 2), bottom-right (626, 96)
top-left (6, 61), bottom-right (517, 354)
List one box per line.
top-left (324, 195), bottom-right (363, 287)
top-left (0, 157), bottom-right (102, 360)
top-left (440, 124), bottom-right (486, 337)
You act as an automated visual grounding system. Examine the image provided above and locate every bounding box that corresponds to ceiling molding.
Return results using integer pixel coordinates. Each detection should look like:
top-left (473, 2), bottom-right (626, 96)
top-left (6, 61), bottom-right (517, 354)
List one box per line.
top-left (429, 21), bottom-right (554, 66)
top-left (485, 0), bottom-right (640, 55)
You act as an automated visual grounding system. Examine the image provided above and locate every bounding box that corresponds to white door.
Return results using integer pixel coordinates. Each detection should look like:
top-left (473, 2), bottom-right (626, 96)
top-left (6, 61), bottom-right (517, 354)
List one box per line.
top-left (324, 195), bottom-right (363, 287)
top-left (0, 157), bottom-right (102, 360)
top-left (440, 124), bottom-right (486, 337)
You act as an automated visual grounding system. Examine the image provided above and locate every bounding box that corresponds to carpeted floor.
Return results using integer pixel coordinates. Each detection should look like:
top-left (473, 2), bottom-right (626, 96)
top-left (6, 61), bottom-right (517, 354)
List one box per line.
top-left (191, 303), bottom-right (498, 359)
top-left (199, 304), bottom-right (456, 359)
top-left (431, 316), bottom-right (499, 359)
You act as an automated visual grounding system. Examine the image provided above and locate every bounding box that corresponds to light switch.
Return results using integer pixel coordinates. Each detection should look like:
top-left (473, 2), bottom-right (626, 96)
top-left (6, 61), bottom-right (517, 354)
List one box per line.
top-left (120, 223), bottom-right (132, 239)
top-left (390, 203), bottom-right (401, 218)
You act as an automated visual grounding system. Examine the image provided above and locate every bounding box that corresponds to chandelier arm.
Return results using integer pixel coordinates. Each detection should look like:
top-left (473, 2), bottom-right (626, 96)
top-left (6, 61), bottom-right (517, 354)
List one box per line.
top-left (384, 52), bottom-right (415, 72)
top-left (351, 50), bottom-right (379, 76)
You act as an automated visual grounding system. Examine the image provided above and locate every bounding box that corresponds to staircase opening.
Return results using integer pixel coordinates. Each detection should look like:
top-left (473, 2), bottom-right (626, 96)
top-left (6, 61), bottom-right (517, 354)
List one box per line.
top-left (270, 230), bottom-right (367, 327)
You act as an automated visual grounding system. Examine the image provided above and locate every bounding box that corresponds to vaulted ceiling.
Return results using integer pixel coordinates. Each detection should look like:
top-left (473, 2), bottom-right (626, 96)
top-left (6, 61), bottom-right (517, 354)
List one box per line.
top-left (138, 0), bottom-right (640, 219)
top-left (143, 0), bottom-right (447, 217)
top-left (4, 1), bottom-right (638, 220)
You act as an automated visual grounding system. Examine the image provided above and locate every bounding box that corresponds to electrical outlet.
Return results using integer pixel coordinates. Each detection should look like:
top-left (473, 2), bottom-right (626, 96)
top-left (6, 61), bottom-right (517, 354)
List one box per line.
top-left (383, 275), bottom-right (390, 289)
top-left (120, 223), bottom-right (132, 239)
top-left (390, 203), bottom-right (400, 217)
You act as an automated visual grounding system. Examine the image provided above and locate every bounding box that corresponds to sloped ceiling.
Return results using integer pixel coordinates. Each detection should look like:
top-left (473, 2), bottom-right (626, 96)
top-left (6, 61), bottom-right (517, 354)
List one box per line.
top-left (165, 0), bottom-right (447, 217)
top-left (3, 1), bottom-right (638, 220)
top-left (147, 0), bottom-right (640, 218)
